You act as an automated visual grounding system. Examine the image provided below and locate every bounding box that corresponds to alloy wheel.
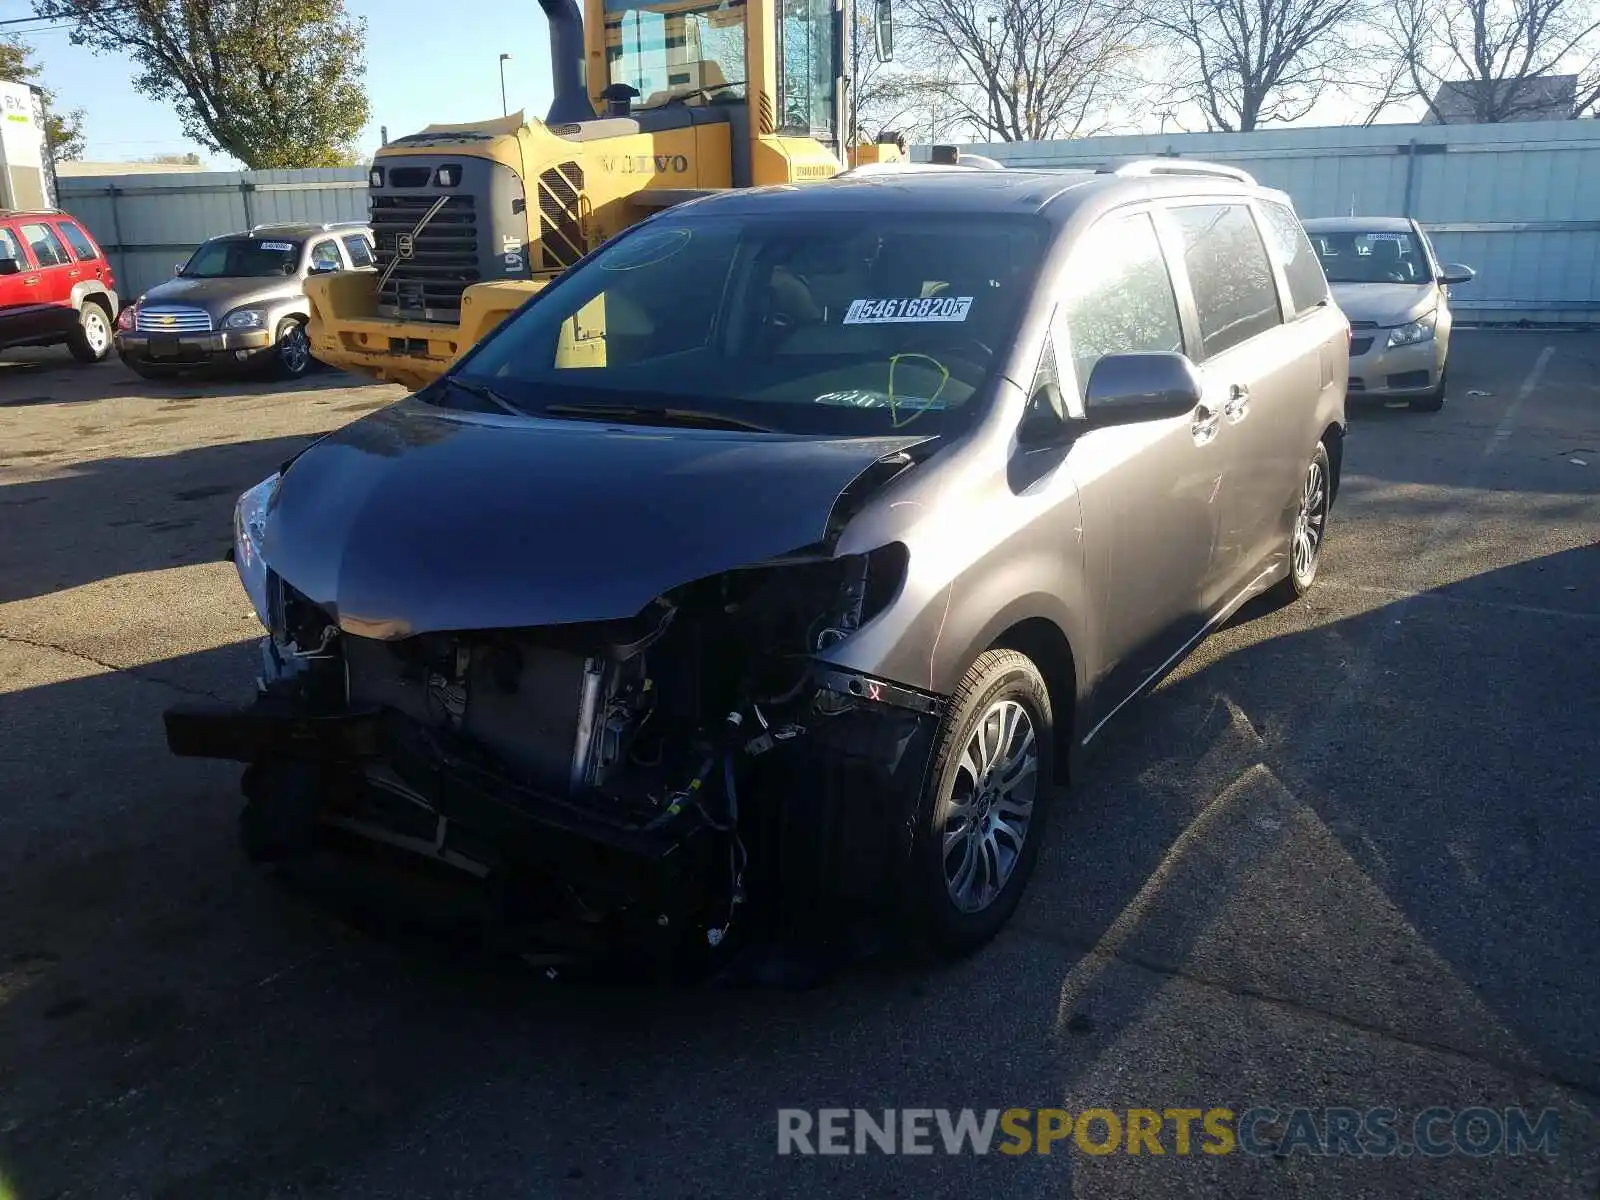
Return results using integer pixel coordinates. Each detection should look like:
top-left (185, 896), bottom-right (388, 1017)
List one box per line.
top-left (1292, 457), bottom-right (1328, 584)
top-left (280, 323), bottom-right (311, 375)
top-left (943, 698), bottom-right (1039, 914)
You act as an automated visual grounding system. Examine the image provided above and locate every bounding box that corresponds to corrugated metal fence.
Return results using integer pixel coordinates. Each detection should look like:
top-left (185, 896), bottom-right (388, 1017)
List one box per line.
top-left (57, 119), bottom-right (1600, 321)
top-left (58, 167), bottom-right (367, 300)
top-left (924, 119), bottom-right (1600, 323)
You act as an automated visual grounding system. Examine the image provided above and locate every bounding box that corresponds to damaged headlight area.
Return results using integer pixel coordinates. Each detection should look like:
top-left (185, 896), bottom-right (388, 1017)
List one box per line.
top-left (167, 540), bottom-right (941, 968)
top-left (233, 472), bottom-right (280, 628)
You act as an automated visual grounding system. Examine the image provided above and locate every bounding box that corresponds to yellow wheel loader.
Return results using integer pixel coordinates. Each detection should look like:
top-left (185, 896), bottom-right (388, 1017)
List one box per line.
top-left (306, 0), bottom-right (904, 389)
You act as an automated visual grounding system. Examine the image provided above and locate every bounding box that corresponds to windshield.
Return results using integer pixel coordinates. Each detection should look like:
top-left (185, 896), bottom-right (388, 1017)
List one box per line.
top-left (605, 0), bottom-right (747, 105)
top-left (449, 211), bottom-right (1047, 436)
top-left (181, 237), bottom-right (301, 279)
top-left (1308, 229), bottom-right (1430, 285)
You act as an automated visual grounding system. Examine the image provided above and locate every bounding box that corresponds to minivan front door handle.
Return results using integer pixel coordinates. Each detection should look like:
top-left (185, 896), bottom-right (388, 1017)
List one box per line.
top-left (1225, 384), bottom-right (1250, 423)
top-left (1192, 401), bottom-right (1222, 446)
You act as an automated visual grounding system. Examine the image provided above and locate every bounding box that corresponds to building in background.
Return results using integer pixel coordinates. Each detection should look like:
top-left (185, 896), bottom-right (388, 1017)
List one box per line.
top-left (58, 159), bottom-right (210, 177)
top-left (1426, 76), bottom-right (1578, 124)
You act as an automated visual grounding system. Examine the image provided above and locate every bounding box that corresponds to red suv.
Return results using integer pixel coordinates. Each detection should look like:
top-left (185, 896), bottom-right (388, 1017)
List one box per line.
top-left (0, 209), bottom-right (120, 364)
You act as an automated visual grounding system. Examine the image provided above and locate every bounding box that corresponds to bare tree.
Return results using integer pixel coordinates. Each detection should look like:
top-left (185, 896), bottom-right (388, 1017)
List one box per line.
top-left (1145, 0), bottom-right (1369, 131)
top-left (1376, 0), bottom-right (1600, 121)
top-left (896, 0), bottom-right (1146, 141)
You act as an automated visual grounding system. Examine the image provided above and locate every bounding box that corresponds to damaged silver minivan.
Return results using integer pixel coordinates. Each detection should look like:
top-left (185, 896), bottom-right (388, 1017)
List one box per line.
top-left (165, 160), bottom-right (1348, 967)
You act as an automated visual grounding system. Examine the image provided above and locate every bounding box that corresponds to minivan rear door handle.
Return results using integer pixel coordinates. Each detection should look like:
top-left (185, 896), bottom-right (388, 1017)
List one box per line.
top-left (1192, 401), bottom-right (1222, 446)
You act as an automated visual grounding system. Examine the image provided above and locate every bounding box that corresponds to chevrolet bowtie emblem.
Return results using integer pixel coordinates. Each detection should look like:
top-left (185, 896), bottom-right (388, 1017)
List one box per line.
top-left (160, 315), bottom-right (175, 325)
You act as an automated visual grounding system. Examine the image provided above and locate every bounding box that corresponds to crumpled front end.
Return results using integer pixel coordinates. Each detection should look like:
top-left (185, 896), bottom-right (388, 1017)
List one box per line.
top-left (167, 464), bottom-right (946, 969)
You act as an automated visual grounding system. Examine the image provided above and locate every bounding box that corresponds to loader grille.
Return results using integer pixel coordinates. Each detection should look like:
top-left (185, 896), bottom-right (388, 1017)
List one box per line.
top-left (537, 162), bottom-right (587, 271)
top-left (371, 191), bottom-right (480, 318)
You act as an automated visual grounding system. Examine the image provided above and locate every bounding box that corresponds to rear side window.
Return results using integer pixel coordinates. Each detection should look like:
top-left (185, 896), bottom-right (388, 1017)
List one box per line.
top-left (342, 234), bottom-right (374, 267)
top-left (1257, 200), bottom-right (1328, 315)
top-left (57, 220), bottom-right (101, 262)
top-left (1060, 211), bottom-right (1185, 400)
top-left (0, 227), bottom-right (22, 264)
top-left (19, 222), bottom-right (71, 268)
top-left (1170, 203), bottom-right (1282, 358)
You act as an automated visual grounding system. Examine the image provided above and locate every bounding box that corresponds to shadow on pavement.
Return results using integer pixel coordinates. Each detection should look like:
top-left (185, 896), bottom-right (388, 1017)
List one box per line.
top-left (0, 434), bottom-right (326, 605)
top-left (0, 539), bottom-right (1596, 1196)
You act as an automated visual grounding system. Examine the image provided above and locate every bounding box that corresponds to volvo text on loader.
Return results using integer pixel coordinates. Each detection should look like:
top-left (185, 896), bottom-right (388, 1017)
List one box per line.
top-left (307, 0), bottom-right (902, 389)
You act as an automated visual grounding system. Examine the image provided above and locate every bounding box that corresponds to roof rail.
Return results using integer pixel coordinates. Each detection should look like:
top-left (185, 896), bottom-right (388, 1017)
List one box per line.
top-left (1098, 158), bottom-right (1256, 185)
top-left (248, 220), bottom-right (369, 233)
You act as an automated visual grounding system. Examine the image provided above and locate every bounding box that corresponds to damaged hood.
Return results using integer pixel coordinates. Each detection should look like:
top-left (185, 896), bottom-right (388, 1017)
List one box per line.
top-left (263, 398), bottom-right (932, 636)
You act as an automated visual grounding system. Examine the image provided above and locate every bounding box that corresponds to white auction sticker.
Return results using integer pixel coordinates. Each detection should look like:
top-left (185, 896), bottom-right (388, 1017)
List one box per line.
top-left (843, 296), bottom-right (974, 325)
top-left (259, 241), bottom-right (295, 251)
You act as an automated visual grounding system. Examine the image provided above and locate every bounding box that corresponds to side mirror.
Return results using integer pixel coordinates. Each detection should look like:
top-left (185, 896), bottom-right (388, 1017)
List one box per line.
top-left (874, 0), bottom-right (894, 62)
top-left (174, 262), bottom-right (187, 277)
top-left (1084, 352), bottom-right (1203, 427)
top-left (1438, 263), bottom-right (1474, 286)
top-left (0, 257), bottom-right (20, 277)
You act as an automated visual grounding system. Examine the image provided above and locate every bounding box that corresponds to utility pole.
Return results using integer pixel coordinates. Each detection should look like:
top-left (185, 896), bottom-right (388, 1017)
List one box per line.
top-left (499, 53), bottom-right (513, 115)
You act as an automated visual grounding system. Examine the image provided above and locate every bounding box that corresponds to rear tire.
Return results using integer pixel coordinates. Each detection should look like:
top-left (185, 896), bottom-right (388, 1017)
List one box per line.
top-left (1268, 441), bottom-right (1332, 603)
top-left (68, 300), bottom-right (113, 363)
top-left (903, 649), bottom-right (1054, 959)
top-left (1409, 366), bottom-right (1446, 412)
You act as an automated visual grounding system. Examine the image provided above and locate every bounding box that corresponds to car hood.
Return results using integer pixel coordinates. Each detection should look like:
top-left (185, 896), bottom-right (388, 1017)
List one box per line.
top-left (262, 398), bottom-right (934, 637)
top-left (1330, 282), bottom-right (1437, 327)
top-left (139, 275), bottom-right (300, 314)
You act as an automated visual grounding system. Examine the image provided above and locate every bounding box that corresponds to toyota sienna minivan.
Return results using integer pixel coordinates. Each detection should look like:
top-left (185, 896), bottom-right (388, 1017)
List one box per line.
top-left (165, 159), bottom-right (1348, 970)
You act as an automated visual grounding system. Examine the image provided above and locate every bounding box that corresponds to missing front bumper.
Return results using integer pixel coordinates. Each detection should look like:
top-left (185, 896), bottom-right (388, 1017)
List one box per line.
top-left (164, 676), bottom-right (943, 953)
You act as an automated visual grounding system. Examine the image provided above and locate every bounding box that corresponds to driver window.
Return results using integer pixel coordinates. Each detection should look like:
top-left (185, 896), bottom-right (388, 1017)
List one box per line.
top-left (1059, 211), bottom-right (1184, 399)
top-left (308, 239), bottom-right (342, 272)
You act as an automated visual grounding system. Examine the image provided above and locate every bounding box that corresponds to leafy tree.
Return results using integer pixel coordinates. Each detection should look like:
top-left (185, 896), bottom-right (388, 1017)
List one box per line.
top-left (33, 0), bottom-right (370, 168)
top-left (0, 35), bottom-right (87, 160)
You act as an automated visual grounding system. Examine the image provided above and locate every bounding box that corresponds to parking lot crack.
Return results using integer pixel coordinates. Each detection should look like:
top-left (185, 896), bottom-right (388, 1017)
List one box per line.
top-left (1010, 922), bottom-right (1600, 1103)
top-left (0, 628), bottom-right (233, 703)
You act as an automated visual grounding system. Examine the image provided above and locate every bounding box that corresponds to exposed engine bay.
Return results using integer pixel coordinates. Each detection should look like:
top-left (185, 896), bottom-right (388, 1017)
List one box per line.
top-left (173, 538), bottom-right (940, 973)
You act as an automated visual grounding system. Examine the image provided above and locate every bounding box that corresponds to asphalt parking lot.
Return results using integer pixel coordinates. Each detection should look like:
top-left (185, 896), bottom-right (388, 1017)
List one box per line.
top-left (1, 334), bottom-right (1598, 1198)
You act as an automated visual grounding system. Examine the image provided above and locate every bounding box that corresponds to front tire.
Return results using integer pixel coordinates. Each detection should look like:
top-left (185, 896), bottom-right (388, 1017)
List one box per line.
top-left (68, 300), bottom-right (113, 363)
top-left (272, 317), bottom-right (313, 380)
top-left (1409, 365), bottom-right (1447, 412)
top-left (904, 649), bottom-right (1053, 958)
top-left (1270, 441), bottom-right (1332, 603)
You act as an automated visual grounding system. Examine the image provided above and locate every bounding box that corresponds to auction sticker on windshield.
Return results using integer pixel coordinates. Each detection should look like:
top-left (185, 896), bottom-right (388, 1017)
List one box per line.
top-left (844, 296), bottom-right (974, 324)
top-left (260, 242), bottom-right (295, 251)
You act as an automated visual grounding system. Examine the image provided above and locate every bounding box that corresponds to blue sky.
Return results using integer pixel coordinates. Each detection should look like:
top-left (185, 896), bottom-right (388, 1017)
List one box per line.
top-left (7, 0), bottom-right (1418, 164)
top-left (6, 0), bottom-right (560, 165)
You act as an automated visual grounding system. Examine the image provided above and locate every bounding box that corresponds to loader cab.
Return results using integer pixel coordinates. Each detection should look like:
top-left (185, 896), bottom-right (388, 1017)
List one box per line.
top-left (588, 0), bottom-right (894, 164)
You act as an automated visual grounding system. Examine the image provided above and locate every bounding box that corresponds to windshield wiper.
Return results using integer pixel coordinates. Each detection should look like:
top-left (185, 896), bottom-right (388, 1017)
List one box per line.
top-left (541, 403), bottom-right (775, 433)
top-left (437, 376), bottom-right (520, 415)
